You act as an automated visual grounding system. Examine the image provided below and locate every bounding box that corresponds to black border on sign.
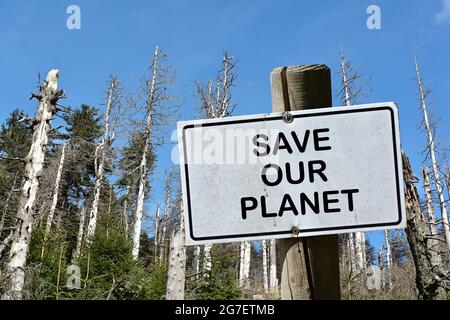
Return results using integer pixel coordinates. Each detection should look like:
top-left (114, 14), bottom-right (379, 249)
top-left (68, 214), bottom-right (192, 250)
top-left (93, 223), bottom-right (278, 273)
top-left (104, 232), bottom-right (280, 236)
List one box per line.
top-left (181, 106), bottom-right (403, 241)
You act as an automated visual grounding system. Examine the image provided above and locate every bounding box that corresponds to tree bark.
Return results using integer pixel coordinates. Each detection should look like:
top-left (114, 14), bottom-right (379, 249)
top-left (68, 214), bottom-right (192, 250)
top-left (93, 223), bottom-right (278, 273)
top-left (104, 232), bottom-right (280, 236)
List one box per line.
top-left (73, 207), bottom-right (86, 261)
top-left (87, 77), bottom-right (116, 241)
top-left (269, 239), bottom-right (277, 293)
top-left (3, 70), bottom-right (62, 299)
top-left (422, 166), bottom-right (442, 266)
top-left (262, 240), bottom-right (269, 293)
top-left (414, 57), bottom-right (450, 251)
top-left (166, 201), bottom-right (186, 300)
top-left (402, 151), bottom-right (449, 300)
top-left (153, 202), bottom-right (160, 263)
top-left (44, 143), bottom-right (67, 240)
top-left (192, 246), bottom-right (201, 280)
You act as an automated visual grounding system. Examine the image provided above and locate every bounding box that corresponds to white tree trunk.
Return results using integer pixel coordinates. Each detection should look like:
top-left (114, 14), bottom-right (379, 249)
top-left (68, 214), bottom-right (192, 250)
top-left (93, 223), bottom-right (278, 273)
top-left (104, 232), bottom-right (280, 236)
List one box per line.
top-left (239, 241), bottom-right (251, 288)
top-left (414, 57), bottom-right (450, 251)
top-left (203, 244), bottom-right (212, 276)
top-left (122, 183), bottom-right (131, 236)
top-left (244, 241), bottom-right (251, 287)
top-left (348, 232), bottom-right (357, 272)
top-left (361, 232), bottom-right (367, 269)
top-left (377, 249), bottom-right (385, 289)
top-left (354, 232), bottom-right (364, 270)
top-left (154, 202), bottom-right (160, 263)
top-left (340, 49), bottom-right (367, 268)
top-left (192, 246), bottom-right (201, 280)
top-left (159, 181), bottom-right (171, 264)
top-left (384, 230), bottom-right (392, 288)
top-left (269, 239), bottom-right (277, 292)
top-left (262, 240), bottom-right (269, 293)
top-left (132, 47), bottom-right (159, 260)
top-left (3, 70), bottom-right (60, 299)
top-left (239, 242), bottom-right (245, 287)
top-left (422, 166), bottom-right (442, 266)
top-left (44, 143), bottom-right (67, 238)
top-left (87, 78), bottom-right (116, 241)
top-left (166, 202), bottom-right (186, 300)
top-left (73, 207), bottom-right (86, 261)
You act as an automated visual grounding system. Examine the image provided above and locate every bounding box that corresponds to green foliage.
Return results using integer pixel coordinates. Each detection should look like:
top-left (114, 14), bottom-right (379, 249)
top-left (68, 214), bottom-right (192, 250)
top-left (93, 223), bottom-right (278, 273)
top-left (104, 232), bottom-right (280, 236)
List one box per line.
top-left (28, 227), bottom-right (69, 300)
top-left (186, 247), bottom-right (241, 300)
top-left (69, 230), bottom-right (165, 300)
top-left (64, 104), bottom-right (102, 143)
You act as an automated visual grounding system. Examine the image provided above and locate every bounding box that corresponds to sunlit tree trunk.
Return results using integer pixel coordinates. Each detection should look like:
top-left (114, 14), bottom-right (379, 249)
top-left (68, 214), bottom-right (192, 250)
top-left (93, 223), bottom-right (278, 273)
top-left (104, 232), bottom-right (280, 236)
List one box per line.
top-left (132, 47), bottom-right (159, 260)
top-left (262, 240), bottom-right (269, 293)
top-left (414, 57), bottom-right (450, 251)
top-left (42, 143), bottom-right (67, 259)
top-left (166, 199), bottom-right (186, 300)
top-left (87, 77), bottom-right (117, 241)
top-left (3, 70), bottom-right (62, 299)
top-left (422, 166), bottom-right (442, 266)
top-left (73, 207), bottom-right (86, 261)
top-left (269, 239), bottom-right (277, 292)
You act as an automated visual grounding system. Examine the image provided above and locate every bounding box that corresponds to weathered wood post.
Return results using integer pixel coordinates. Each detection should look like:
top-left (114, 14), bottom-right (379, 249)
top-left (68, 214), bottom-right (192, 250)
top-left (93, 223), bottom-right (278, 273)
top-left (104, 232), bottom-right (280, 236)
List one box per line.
top-left (270, 65), bottom-right (341, 300)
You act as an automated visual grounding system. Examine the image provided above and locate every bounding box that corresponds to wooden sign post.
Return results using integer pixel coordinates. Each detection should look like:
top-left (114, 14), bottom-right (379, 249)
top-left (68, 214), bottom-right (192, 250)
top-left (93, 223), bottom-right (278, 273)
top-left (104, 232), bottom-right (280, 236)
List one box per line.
top-left (270, 65), bottom-right (341, 300)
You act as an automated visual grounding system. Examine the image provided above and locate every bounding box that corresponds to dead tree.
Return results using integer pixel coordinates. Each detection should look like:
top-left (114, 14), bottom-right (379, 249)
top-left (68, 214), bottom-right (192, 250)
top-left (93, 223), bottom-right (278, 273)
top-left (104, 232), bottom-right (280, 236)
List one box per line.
top-left (2, 70), bottom-right (63, 299)
top-left (73, 206), bottom-right (86, 261)
top-left (338, 47), bottom-right (367, 271)
top-left (132, 46), bottom-right (174, 260)
top-left (384, 230), bottom-right (392, 288)
top-left (422, 166), bottom-right (443, 266)
top-left (402, 151), bottom-right (449, 300)
top-left (166, 195), bottom-right (186, 300)
top-left (269, 239), bottom-right (278, 292)
top-left (262, 240), bottom-right (269, 293)
top-left (414, 56), bottom-right (450, 251)
top-left (87, 76), bottom-right (119, 241)
top-left (41, 142), bottom-right (67, 259)
top-left (196, 52), bottom-right (237, 274)
top-left (153, 202), bottom-right (161, 263)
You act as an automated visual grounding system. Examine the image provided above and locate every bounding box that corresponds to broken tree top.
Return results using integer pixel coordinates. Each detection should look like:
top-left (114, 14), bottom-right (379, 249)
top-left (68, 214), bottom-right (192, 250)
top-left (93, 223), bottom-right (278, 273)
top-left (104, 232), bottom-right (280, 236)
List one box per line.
top-left (177, 102), bottom-right (405, 245)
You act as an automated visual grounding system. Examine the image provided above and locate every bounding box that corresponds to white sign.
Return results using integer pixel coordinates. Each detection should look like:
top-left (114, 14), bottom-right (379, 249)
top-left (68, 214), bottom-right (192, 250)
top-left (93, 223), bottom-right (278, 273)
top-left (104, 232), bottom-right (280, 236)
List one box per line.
top-left (178, 102), bottom-right (405, 245)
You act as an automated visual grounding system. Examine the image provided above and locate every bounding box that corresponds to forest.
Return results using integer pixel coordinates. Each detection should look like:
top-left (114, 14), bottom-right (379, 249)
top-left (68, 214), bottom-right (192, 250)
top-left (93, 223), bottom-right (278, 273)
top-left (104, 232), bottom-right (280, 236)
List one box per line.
top-left (0, 40), bottom-right (449, 300)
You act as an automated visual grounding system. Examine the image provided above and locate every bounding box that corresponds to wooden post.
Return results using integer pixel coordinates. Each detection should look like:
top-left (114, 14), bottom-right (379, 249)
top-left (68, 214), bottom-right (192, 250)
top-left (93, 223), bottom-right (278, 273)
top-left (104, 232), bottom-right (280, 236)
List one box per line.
top-left (270, 65), bottom-right (341, 300)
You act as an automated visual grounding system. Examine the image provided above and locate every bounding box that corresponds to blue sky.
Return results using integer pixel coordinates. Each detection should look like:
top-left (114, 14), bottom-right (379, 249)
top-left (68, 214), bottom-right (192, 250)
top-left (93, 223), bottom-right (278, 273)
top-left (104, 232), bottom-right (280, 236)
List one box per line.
top-left (1, 1), bottom-right (449, 253)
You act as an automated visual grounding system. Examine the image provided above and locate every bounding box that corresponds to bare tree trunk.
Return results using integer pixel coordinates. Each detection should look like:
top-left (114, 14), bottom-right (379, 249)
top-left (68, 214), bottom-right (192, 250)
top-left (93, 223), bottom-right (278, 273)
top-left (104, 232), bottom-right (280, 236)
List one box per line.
top-left (422, 166), bottom-right (442, 266)
top-left (73, 207), bottom-right (86, 261)
top-left (87, 77), bottom-right (117, 241)
top-left (414, 57), bottom-right (450, 251)
top-left (377, 249), bottom-right (385, 289)
top-left (42, 143), bottom-right (67, 257)
top-left (132, 47), bottom-right (159, 260)
top-left (166, 200), bottom-right (186, 300)
top-left (3, 70), bottom-right (62, 300)
top-left (153, 202), bottom-right (160, 263)
top-left (160, 186), bottom-right (172, 265)
top-left (354, 232), bottom-right (364, 270)
top-left (122, 183), bottom-right (131, 237)
top-left (262, 240), bottom-right (269, 293)
top-left (269, 239), bottom-right (277, 292)
top-left (239, 242), bottom-right (245, 287)
top-left (192, 246), bottom-right (201, 280)
top-left (348, 232), bottom-right (357, 272)
top-left (203, 244), bottom-right (212, 276)
top-left (384, 230), bottom-right (392, 288)
top-left (340, 48), bottom-right (366, 269)
top-left (402, 151), bottom-right (449, 299)
top-left (238, 241), bottom-right (251, 288)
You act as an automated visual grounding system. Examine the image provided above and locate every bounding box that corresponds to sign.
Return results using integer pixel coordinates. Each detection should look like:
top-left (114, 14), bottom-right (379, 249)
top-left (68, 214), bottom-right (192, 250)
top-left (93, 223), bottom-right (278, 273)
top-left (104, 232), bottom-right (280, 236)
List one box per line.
top-left (178, 102), bottom-right (405, 245)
